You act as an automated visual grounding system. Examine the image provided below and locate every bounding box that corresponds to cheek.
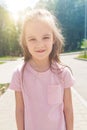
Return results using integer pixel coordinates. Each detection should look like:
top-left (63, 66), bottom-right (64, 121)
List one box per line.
top-left (26, 43), bottom-right (32, 52)
top-left (45, 43), bottom-right (53, 55)
top-left (46, 41), bottom-right (54, 49)
top-left (26, 41), bottom-right (33, 48)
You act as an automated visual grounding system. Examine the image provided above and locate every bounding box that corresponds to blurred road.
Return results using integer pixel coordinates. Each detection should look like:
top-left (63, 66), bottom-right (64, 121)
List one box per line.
top-left (61, 53), bottom-right (87, 101)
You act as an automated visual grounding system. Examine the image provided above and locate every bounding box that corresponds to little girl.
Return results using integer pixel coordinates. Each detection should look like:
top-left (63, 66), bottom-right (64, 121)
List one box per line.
top-left (9, 9), bottom-right (75, 130)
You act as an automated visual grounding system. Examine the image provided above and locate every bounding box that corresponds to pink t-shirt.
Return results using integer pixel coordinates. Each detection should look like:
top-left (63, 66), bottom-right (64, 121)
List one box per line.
top-left (9, 62), bottom-right (75, 130)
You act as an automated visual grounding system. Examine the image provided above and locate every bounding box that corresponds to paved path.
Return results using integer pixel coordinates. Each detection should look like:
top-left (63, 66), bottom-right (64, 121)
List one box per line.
top-left (0, 58), bottom-right (23, 83)
top-left (72, 88), bottom-right (87, 130)
top-left (0, 90), bottom-right (17, 130)
top-left (61, 54), bottom-right (87, 101)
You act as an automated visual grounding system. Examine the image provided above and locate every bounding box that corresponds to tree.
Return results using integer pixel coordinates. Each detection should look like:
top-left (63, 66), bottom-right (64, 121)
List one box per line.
top-left (0, 5), bottom-right (22, 56)
top-left (36, 0), bottom-right (86, 52)
top-left (53, 0), bottom-right (85, 51)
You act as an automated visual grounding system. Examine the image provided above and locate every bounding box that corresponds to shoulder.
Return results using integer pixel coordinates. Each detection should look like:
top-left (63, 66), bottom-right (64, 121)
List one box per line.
top-left (13, 61), bottom-right (26, 76)
top-left (62, 66), bottom-right (73, 78)
top-left (9, 61), bottom-right (26, 91)
top-left (53, 62), bottom-right (75, 87)
top-left (60, 65), bottom-right (75, 88)
top-left (54, 62), bottom-right (71, 74)
top-left (55, 62), bottom-right (72, 74)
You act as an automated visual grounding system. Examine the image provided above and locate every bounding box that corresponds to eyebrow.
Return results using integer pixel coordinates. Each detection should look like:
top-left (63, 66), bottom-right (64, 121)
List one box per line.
top-left (27, 36), bottom-right (35, 39)
top-left (28, 33), bottom-right (51, 38)
top-left (43, 34), bottom-right (51, 37)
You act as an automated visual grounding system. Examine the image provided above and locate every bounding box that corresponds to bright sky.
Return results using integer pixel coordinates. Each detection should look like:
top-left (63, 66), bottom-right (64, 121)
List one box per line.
top-left (2, 0), bottom-right (39, 21)
top-left (4, 0), bottom-right (39, 13)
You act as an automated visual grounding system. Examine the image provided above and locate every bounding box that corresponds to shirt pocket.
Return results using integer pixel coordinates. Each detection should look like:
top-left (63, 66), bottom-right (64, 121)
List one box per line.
top-left (47, 85), bottom-right (63, 105)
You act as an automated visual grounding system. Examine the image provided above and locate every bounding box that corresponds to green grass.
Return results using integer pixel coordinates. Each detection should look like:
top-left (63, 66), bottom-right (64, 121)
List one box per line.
top-left (0, 56), bottom-right (19, 61)
top-left (0, 83), bottom-right (9, 96)
top-left (0, 62), bottom-right (5, 64)
top-left (78, 55), bottom-right (87, 59)
top-left (77, 52), bottom-right (87, 60)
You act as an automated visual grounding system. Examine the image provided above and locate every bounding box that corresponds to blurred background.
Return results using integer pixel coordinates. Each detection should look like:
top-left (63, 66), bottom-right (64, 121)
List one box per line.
top-left (0, 0), bottom-right (87, 57)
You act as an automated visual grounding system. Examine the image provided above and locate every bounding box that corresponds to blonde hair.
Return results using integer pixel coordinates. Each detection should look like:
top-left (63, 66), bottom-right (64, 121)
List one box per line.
top-left (20, 8), bottom-right (64, 65)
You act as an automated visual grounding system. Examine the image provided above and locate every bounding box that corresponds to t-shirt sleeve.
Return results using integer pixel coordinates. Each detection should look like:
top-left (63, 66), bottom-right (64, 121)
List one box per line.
top-left (9, 68), bottom-right (22, 91)
top-left (62, 67), bottom-right (75, 88)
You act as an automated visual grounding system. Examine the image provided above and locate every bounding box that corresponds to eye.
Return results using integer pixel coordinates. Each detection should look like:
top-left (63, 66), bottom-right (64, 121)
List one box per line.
top-left (28, 38), bottom-right (36, 41)
top-left (43, 36), bottom-right (50, 40)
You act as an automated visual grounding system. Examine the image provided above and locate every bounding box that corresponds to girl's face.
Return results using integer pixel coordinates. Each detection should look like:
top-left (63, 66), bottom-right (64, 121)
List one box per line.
top-left (25, 18), bottom-right (54, 62)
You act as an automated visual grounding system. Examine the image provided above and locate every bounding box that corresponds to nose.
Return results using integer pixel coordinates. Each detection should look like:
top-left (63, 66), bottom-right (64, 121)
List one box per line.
top-left (37, 40), bottom-right (44, 47)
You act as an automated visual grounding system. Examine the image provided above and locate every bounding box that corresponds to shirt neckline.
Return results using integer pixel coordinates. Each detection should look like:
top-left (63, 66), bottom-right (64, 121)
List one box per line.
top-left (27, 62), bottom-right (51, 77)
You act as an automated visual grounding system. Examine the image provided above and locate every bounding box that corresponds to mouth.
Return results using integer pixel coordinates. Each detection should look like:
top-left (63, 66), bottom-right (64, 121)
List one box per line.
top-left (36, 50), bottom-right (45, 53)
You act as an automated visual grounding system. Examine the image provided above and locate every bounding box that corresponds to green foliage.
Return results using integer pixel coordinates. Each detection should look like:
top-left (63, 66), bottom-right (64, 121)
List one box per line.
top-left (0, 83), bottom-right (9, 88)
top-left (78, 51), bottom-right (87, 59)
top-left (81, 39), bottom-right (87, 49)
top-left (0, 56), bottom-right (19, 61)
top-left (0, 62), bottom-right (5, 64)
top-left (36, 0), bottom-right (86, 52)
top-left (0, 5), bottom-right (22, 56)
top-left (78, 54), bottom-right (87, 59)
top-left (81, 39), bottom-right (87, 57)
top-left (0, 83), bottom-right (9, 96)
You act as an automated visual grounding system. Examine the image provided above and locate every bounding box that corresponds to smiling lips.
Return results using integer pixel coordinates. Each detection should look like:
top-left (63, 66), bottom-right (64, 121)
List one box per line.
top-left (36, 50), bottom-right (45, 53)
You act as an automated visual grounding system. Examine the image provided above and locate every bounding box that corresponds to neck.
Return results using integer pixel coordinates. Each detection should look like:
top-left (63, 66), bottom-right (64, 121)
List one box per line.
top-left (29, 58), bottom-right (50, 72)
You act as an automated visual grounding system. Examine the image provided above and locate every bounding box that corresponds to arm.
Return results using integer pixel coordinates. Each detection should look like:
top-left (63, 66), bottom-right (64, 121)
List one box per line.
top-left (63, 88), bottom-right (74, 130)
top-left (15, 91), bottom-right (25, 130)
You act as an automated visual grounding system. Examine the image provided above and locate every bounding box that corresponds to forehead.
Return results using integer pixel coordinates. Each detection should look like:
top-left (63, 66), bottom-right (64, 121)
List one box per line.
top-left (24, 18), bottom-right (53, 36)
